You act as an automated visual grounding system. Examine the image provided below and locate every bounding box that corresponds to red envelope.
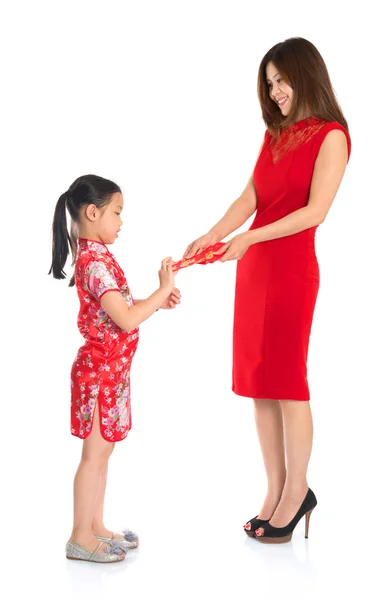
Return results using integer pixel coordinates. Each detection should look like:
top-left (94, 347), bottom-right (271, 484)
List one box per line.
top-left (172, 242), bottom-right (226, 272)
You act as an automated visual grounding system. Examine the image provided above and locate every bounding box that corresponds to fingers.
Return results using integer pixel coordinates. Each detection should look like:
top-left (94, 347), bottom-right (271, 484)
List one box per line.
top-left (183, 243), bottom-right (194, 259)
top-left (184, 242), bottom-right (205, 259)
top-left (161, 257), bottom-right (173, 269)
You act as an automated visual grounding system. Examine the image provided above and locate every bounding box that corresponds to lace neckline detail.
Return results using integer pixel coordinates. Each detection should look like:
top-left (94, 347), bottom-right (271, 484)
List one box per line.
top-left (269, 117), bottom-right (325, 164)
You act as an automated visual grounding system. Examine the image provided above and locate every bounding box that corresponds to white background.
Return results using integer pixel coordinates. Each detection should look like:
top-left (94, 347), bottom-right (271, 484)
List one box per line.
top-left (1, 1), bottom-right (386, 599)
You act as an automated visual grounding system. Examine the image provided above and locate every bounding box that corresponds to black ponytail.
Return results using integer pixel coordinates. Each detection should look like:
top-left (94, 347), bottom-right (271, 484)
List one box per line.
top-left (49, 175), bottom-right (121, 286)
top-left (48, 191), bottom-right (72, 280)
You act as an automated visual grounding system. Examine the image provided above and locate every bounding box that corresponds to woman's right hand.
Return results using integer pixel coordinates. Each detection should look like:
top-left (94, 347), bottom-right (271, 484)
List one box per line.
top-left (183, 232), bottom-right (220, 259)
top-left (158, 257), bottom-right (175, 293)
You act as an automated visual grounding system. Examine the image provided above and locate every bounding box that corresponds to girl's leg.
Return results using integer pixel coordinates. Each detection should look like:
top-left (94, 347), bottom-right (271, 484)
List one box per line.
top-left (92, 447), bottom-right (140, 547)
top-left (253, 399), bottom-right (287, 519)
top-left (268, 400), bottom-right (313, 527)
top-left (70, 403), bottom-right (123, 556)
top-left (92, 463), bottom-right (111, 537)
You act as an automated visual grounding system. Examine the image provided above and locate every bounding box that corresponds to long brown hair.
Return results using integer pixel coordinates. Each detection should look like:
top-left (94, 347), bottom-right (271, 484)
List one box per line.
top-left (258, 37), bottom-right (348, 137)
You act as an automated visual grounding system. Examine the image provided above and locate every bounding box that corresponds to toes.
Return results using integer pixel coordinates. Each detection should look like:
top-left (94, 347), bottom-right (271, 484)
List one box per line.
top-left (255, 528), bottom-right (265, 537)
top-left (243, 522), bottom-right (251, 531)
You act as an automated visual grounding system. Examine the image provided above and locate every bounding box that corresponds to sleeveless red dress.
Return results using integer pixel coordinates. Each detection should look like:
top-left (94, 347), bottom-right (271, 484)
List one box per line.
top-left (232, 117), bottom-right (351, 400)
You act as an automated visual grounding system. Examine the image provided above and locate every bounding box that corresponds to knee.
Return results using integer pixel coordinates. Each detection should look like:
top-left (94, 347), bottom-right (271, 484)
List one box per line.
top-left (82, 443), bottom-right (114, 467)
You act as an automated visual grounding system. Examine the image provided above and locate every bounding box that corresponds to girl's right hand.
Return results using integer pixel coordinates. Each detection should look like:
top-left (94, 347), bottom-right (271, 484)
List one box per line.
top-left (183, 232), bottom-right (219, 259)
top-left (158, 257), bottom-right (175, 293)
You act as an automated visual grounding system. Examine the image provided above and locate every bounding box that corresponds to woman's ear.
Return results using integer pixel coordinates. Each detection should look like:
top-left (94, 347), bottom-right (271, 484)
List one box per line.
top-left (85, 204), bottom-right (99, 222)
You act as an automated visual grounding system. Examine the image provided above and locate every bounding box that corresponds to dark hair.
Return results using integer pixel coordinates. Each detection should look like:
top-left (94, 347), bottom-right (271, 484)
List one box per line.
top-left (48, 174), bottom-right (121, 286)
top-left (258, 37), bottom-right (348, 138)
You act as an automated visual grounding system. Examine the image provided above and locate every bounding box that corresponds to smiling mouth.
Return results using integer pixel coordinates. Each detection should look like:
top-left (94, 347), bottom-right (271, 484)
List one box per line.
top-left (277, 96), bottom-right (288, 108)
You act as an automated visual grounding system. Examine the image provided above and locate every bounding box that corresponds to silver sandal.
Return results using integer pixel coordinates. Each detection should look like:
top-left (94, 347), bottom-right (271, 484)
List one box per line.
top-left (95, 529), bottom-right (139, 551)
top-left (66, 539), bottom-right (126, 562)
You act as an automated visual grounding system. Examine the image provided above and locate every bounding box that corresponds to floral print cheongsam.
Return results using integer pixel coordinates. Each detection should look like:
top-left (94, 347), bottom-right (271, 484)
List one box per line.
top-left (71, 239), bottom-right (139, 442)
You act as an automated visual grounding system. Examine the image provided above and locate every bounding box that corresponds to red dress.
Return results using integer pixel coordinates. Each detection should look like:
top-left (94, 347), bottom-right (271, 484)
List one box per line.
top-left (232, 117), bottom-right (351, 400)
top-left (71, 239), bottom-right (139, 441)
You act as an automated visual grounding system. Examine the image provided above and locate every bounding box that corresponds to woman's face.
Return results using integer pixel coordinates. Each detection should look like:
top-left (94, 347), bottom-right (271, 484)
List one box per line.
top-left (266, 61), bottom-right (293, 117)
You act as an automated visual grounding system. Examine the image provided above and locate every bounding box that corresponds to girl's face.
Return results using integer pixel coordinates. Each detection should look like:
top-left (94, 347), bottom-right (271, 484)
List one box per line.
top-left (83, 192), bottom-right (124, 245)
top-left (266, 61), bottom-right (293, 117)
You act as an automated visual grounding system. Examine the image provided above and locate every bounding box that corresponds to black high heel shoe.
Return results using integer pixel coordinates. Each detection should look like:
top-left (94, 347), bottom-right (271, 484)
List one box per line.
top-left (243, 515), bottom-right (270, 538)
top-left (255, 488), bottom-right (317, 544)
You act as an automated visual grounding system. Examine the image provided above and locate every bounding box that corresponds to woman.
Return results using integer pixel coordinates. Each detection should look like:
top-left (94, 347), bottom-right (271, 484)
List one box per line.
top-left (183, 37), bottom-right (351, 544)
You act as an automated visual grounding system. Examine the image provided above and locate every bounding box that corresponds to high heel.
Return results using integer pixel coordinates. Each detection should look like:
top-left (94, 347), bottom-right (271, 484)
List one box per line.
top-left (305, 509), bottom-right (313, 538)
top-left (255, 488), bottom-right (317, 544)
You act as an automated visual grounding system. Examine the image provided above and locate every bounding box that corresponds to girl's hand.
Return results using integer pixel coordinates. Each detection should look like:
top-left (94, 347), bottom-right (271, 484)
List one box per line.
top-left (158, 257), bottom-right (175, 293)
top-left (160, 287), bottom-right (182, 310)
top-left (184, 232), bottom-right (219, 259)
top-left (215, 233), bottom-right (252, 262)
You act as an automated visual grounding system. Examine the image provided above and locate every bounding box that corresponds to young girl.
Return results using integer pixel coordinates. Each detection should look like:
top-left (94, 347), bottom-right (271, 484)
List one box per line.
top-left (49, 174), bottom-right (181, 563)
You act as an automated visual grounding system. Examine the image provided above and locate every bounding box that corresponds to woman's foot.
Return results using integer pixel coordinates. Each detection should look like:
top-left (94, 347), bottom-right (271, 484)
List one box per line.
top-left (243, 489), bottom-right (283, 534)
top-left (255, 488), bottom-right (317, 543)
top-left (263, 484), bottom-right (309, 529)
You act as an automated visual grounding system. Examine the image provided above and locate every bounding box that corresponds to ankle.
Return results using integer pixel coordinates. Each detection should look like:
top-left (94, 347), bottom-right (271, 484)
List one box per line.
top-left (71, 528), bottom-right (96, 544)
top-left (282, 481), bottom-right (309, 498)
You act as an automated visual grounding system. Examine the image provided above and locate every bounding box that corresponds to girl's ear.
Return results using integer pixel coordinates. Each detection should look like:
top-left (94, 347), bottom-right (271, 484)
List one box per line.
top-left (85, 204), bottom-right (99, 222)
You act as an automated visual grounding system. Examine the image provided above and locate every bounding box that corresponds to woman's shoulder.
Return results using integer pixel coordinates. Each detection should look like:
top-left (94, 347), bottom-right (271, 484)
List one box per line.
top-left (313, 119), bottom-right (351, 161)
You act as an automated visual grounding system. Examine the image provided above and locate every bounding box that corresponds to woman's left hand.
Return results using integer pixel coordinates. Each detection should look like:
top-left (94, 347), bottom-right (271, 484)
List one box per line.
top-left (215, 233), bottom-right (252, 262)
top-left (160, 287), bottom-right (182, 309)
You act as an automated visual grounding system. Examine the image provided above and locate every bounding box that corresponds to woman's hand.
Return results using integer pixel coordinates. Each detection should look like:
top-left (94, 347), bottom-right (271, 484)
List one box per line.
top-left (158, 258), bottom-right (175, 293)
top-left (159, 287), bottom-right (182, 310)
top-left (183, 232), bottom-right (220, 259)
top-left (215, 232), bottom-right (253, 262)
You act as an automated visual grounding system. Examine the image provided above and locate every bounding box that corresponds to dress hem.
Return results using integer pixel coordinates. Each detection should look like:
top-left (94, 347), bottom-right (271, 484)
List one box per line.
top-left (232, 387), bottom-right (310, 401)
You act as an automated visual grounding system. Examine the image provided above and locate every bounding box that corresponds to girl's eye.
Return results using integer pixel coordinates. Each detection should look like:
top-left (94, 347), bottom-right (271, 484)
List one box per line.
top-left (116, 212), bottom-right (121, 216)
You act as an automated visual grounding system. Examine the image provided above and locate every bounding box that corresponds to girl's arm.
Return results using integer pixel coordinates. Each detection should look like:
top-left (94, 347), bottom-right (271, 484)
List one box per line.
top-left (101, 288), bottom-right (168, 331)
top-left (100, 258), bottom-right (174, 331)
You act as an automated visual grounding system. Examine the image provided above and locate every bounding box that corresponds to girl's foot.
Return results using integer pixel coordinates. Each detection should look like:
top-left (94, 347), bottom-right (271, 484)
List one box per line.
top-left (66, 539), bottom-right (126, 562)
top-left (93, 525), bottom-right (139, 549)
top-left (70, 533), bottom-right (126, 559)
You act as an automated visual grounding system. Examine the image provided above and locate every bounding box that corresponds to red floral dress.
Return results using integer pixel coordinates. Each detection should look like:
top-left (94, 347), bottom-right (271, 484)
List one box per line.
top-left (70, 239), bottom-right (139, 442)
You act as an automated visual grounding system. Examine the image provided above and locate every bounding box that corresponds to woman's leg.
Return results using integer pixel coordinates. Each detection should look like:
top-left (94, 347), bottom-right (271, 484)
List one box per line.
top-left (70, 403), bottom-right (123, 556)
top-left (268, 400), bottom-right (313, 527)
top-left (253, 399), bottom-right (287, 519)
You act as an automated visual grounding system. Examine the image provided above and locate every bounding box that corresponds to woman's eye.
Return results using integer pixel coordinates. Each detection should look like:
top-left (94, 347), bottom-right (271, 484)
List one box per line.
top-left (277, 78), bottom-right (283, 84)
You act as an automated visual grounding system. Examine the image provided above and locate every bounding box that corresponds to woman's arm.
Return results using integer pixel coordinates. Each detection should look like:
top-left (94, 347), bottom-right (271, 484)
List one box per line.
top-left (218, 130), bottom-right (349, 261)
top-left (184, 143), bottom-right (264, 258)
top-left (209, 174), bottom-right (258, 240)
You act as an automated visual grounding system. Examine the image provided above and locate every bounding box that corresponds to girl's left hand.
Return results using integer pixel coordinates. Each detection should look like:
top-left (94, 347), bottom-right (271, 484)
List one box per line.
top-left (215, 233), bottom-right (252, 262)
top-left (160, 287), bottom-right (182, 309)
